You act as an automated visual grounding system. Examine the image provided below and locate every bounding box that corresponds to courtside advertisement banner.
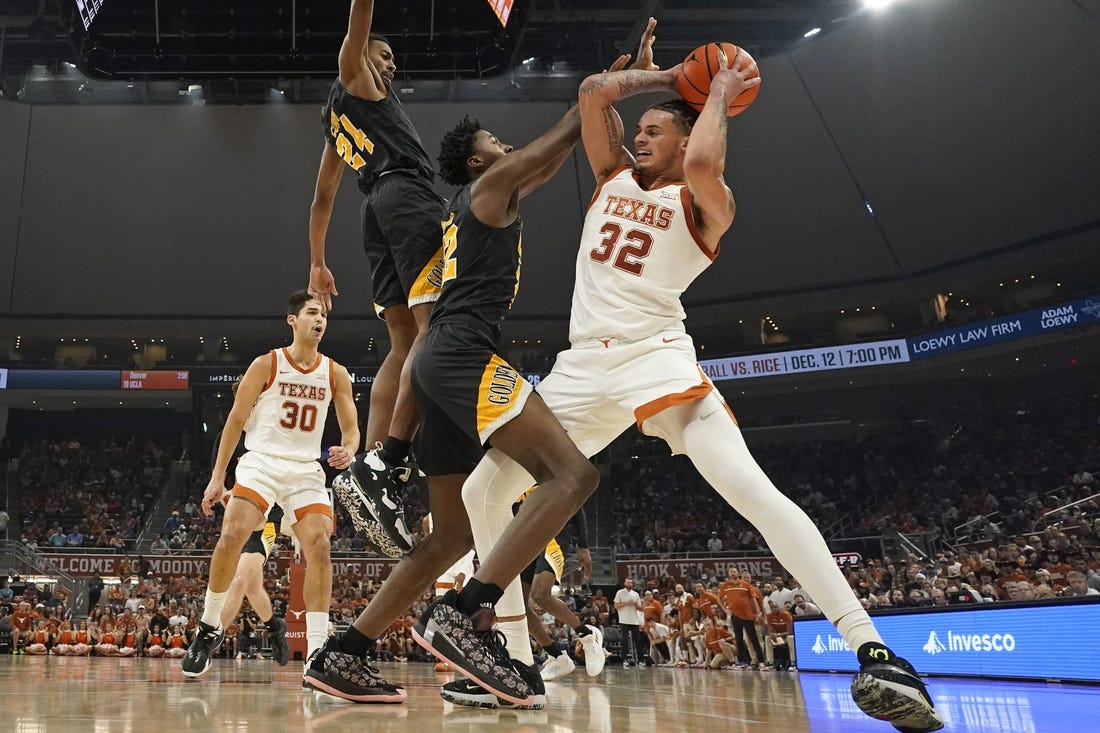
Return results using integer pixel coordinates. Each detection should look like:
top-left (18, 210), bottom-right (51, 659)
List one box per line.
top-left (794, 599), bottom-right (1100, 682)
top-left (699, 340), bottom-right (911, 381)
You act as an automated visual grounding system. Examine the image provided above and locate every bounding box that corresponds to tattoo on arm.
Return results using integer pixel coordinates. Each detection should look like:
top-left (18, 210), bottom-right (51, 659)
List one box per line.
top-left (602, 107), bottom-right (620, 153)
top-left (713, 103), bottom-right (729, 161)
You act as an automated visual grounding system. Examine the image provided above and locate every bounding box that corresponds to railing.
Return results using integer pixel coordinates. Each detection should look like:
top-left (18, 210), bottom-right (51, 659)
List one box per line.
top-left (1039, 491), bottom-right (1100, 527)
top-left (135, 458), bottom-right (191, 552)
top-left (5, 540), bottom-right (86, 619)
top-left (953, 511), bottom-right (1002, 544)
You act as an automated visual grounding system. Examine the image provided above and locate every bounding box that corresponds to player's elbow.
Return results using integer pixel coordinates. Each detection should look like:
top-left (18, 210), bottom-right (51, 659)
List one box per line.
top-left (683, 150), bottom-right (721, 181)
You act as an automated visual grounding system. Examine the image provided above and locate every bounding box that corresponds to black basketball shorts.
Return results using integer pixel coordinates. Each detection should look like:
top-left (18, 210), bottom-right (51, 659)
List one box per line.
top-left (411, 317), bottom-right (533, 477)
top-left (361, 173), bottom-right (447, 314)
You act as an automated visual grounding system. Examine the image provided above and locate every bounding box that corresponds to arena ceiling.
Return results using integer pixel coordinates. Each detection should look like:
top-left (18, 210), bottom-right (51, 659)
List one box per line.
top-left (2, 1), bottom-right (863, 104)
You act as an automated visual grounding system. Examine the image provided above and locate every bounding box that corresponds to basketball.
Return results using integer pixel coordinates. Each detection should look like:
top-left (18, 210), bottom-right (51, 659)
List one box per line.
top-left (676, 42), bottom-right (760, 117)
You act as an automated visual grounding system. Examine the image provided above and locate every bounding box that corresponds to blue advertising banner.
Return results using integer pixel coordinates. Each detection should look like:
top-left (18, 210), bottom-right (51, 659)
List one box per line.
top-left (907, 295), bottom-right (1100, 360)
top-left (793, 599), bottom-right (1100, 682)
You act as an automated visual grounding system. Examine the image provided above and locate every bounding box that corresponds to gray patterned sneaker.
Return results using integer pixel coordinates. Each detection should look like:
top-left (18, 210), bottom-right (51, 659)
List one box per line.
top-left (181, 621), bottom-right (224, 678)
top-left (331, 468), bottom-right (405, 558)
top-left (412, 591), bottom-right (534, 707)
top-left (303, 637), bottom-right (407, 703)
top-left (851, 642), bottom-right (944, 732)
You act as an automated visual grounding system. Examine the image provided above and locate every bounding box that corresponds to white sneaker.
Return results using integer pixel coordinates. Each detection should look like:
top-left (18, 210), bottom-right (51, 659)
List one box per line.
top-left (540, 652), bottom-right (576, 681)
top-left (579, 625), bottom-right (606, 677)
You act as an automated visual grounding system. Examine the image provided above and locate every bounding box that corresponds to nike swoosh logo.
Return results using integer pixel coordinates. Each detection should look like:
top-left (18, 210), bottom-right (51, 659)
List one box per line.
top-left (662, 337), bottom-right (679, 343)
top-left (380, 490), bottom-right (399, 511)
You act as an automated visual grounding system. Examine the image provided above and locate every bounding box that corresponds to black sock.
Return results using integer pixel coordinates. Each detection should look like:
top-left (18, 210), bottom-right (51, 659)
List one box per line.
top-left (457, 578), bottom-right (504, 615)
top-left (338, 626), bottom-right (374, 658)
top-left (574, 624), bottom-right (591, 637)
top-left (544, 644), bottom-right (563, 658)
top-left (380, 437), bottom-right (410, 466)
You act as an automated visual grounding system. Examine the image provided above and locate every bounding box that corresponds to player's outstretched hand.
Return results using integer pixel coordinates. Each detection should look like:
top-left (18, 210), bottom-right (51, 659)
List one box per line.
top-left (630, 17), bottom-right (659, 71)
top-left (309, 265), bottom-right (339, 312)
top-left (201, 477), bottom-right (227, 516)
top-left (327, 445), bottom-right (353, 470)
top-left (712, 46), bottom-right (760, 100)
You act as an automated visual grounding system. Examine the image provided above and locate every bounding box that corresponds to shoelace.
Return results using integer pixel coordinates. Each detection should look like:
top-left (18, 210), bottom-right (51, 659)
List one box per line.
top-left (478, 629), bottom-right (516, 671)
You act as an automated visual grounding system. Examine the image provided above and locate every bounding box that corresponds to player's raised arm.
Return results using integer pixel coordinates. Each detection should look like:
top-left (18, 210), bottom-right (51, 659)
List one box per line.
top-left (308, 144), bottom-right (346, 312)
top-left (338, 0), bottom-right (386, 99)
top-left (577, 18), bottom-right (675, 182)
top-left (470, 107), bottom-right (582, 227)
top-left (682, 47), bottom-right (760, 248)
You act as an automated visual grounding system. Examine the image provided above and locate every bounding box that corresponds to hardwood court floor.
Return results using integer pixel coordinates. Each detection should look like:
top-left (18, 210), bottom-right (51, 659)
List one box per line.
top-left (1, 655), bottom-right (1096, 733)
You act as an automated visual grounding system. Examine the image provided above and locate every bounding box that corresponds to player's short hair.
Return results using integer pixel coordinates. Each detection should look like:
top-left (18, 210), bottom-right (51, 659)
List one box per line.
top-left (438, 116), bottom-right (484, 186)
top-left (646, 99), bottom-right (699, 135)
top-left (368, 34), bottom-right (390, 47)
top-left (286, 289), bottom-right (316, 316)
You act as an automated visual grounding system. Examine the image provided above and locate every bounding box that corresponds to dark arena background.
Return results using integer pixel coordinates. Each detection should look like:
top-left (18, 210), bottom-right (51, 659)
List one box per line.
top-left (1, 1), bottom-right (1098, 731)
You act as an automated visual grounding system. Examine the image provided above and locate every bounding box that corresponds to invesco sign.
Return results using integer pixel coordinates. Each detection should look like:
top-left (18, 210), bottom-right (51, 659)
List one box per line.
top-left (924, 630), bottom-right (1016, 655)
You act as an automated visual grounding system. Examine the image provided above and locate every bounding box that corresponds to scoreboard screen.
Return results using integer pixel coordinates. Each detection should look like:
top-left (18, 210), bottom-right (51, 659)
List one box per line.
top-left (486, 0), bottom-right (515, 27)
top-left (74, 0), bottom-right (106, 32)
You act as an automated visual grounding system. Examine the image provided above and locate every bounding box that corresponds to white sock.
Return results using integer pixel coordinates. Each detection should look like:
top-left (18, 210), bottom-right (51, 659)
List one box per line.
top-left (305, 612), bottom-right (329, 659)
top-left (497, 618), bottom-right (534, 666)
top-left (201, 589), bottom-right (227, 628)
top-left (836, 610), bottom-right (884, 651)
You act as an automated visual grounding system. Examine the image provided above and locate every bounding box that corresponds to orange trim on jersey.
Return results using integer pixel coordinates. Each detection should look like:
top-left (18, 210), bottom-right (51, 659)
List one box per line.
top-left (587, 165), bottom-right (634, 210)
top-left (680, 186), bottom-right (718, 261)
top-left (261, 350), bottom-right (278, 392)
top-left (633, 380), bottom-right (713, 429)
top-left (294, 503), bottom-right (334, 522)
top-left (328, 357), bottom-right (337, 393)
top-left (231, 484), bottom-right (270, 515)
top-left (496, 613), bottom-right (526, 623)
top-left (434, 582), bottom-right (455, 590)
top-left (281, 348), bottom-right (322, 375)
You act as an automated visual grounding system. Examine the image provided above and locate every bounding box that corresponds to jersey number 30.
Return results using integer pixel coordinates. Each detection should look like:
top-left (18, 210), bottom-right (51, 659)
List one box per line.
top-left (589, 222), bottom-right (652, 275)
top-left (280, 402), bottom-right (318, 432)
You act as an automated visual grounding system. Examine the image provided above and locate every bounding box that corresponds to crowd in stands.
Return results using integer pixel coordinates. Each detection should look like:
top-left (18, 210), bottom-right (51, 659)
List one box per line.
top-left (3, 390), bottom-right (1097, 668)
top-left (12, 438), bottom-right (173, 551)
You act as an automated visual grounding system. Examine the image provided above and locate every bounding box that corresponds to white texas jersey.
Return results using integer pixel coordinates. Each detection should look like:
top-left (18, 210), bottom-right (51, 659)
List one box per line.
top-left (570, 166), bottom-right (717, 344)
top-left (244, 348), bottom-right (336, 462)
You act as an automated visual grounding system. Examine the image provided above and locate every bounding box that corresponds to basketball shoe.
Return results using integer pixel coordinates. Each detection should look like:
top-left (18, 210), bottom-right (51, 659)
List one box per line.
top-left (331, 467), bottom-right (405, 558)
top-left (442, 659), bottom-right (546, 709)
top-left (578, 625), bottom-right (606, 676)
top-left (303, 637), bottom-right (407, 703)
top-left (850, 642), bottom-right (945, 732)
top-left (539, 650), bottom-right (576, 681)
top-left (412, 591), bottom-right (534, 706)
top-left (181, 621), bottom-right (224, 678)
top-left (267, 616), bottom-right (289, 666)
top-left (348, 446), bottom-right (414, 553)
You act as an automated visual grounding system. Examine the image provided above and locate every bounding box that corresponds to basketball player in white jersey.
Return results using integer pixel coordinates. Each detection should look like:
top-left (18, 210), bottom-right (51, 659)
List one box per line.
top-left (417, 27), bottom-right (942, 733)
top-left (183, 292), bottom-right (401, 700)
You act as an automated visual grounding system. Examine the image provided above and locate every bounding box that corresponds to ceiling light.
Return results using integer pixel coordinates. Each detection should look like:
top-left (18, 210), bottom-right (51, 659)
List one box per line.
top-left (803, 27), bottom-right (821, 38)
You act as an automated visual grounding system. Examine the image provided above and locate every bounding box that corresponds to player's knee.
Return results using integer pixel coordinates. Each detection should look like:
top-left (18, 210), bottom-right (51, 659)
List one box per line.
top-left (560, 459), bottom-right (599, 504)
top-left (216, 524), bottom-right (252, 551)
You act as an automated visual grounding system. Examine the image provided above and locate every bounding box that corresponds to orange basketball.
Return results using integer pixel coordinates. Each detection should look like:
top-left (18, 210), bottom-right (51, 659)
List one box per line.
top-left (676, 42), bottom-right (760, 117)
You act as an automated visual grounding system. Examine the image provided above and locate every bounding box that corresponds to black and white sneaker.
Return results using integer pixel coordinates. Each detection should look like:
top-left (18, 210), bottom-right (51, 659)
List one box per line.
top-left (350, 446), bottom-right (414, 552)
top-left (851, 642), bottom-right (945, 732)
top-left (303, 637), bottom-right (407, 703)
top-left (331, 467), bottom-right (405, 558)
top-left (267, 616), bottom-right (289, 666)
top-left (441, 659), bottom-right (546, 710)
top-left (412, 591), bottom-right (534, 707)
top-left (181, 621), bottom-right (224, 678)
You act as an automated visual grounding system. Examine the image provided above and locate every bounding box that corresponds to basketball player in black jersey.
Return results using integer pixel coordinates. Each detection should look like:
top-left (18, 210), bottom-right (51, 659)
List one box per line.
top-left (304, 96), bottom-right (596, 708)
top-left (308, 0), bottom-right (441, 555)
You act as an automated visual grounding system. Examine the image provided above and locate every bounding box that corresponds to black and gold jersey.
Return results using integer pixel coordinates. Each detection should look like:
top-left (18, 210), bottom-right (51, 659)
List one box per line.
top-left (429, 185), bottom-right (522, 336)
top-left (321, 80), bottom-right (433, 184)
